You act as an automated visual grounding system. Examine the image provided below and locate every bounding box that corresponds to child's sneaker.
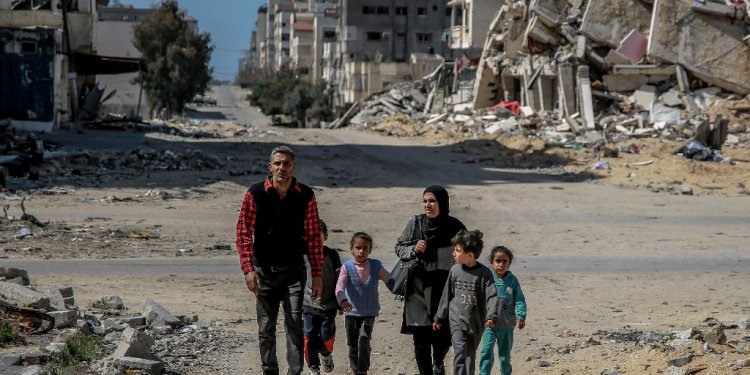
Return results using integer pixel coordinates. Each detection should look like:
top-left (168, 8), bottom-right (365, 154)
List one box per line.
top-left (321, 354), bottom-right (334, 373)
top-left (309, 370), bottom-right (320, 375)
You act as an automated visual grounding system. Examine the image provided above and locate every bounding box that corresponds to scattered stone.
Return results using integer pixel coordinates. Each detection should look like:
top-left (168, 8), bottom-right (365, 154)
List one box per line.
top-left (94, 295), bottom-right (124, 310)
top-left (666, 352), bottom-right (693, 367)
top-left (0, 281), bottom-right (50, 309)
top-left (142, 298), bottom-right (180, 327)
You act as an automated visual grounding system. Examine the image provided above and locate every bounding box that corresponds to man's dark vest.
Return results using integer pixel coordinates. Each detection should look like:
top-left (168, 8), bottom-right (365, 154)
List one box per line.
top-left (249, 178), bottom-right (314, 268)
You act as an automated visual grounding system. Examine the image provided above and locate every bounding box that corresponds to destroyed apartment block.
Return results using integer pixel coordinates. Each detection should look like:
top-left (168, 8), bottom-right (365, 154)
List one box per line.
top-left (469, 0), bottom-right (750, 140)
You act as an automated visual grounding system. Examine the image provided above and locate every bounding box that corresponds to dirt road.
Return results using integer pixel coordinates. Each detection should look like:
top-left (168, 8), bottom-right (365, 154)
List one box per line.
top-left (3, 120), bottom-right (750, 373)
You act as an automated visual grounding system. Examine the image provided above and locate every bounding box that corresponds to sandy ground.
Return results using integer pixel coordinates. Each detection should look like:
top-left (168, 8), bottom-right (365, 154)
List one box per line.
top-left (2, 116), bottom-right (750, 374)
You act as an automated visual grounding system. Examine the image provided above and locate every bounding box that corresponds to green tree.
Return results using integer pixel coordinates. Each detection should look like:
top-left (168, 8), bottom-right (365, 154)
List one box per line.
top-left (133, 0), bottom-right (213, 118)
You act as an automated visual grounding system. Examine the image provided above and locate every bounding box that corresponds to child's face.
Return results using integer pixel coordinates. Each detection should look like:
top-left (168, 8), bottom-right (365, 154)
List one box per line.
top-left (491, 251), bottom-right (511, 277)
top-left (453, 244), bottom-right (475, 266)
top-left (321, 232), bottom-right (327, 244)
top-left (350, 238), bottom-right (372, 263)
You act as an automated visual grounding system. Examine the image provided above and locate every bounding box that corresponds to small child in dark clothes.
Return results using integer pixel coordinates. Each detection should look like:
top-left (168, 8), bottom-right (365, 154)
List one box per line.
top-left (303, 220), bottom-right (342, 375)
top-left (433, 229), bottom-right (498, 375)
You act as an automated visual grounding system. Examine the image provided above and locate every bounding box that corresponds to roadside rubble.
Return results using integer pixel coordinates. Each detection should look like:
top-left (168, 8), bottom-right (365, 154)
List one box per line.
top-left (526, 319), bottom-right (750, 373)
top-left (1, 267), bottom-right (243, 375)
top-left (325, 0), bottom-right (750, 189)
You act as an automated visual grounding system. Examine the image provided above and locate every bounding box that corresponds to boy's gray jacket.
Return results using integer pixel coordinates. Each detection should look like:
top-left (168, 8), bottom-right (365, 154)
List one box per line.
top-left (304, 246), bottom-right (342, 312)
top-left (434, 263), bottom-right (498, 335)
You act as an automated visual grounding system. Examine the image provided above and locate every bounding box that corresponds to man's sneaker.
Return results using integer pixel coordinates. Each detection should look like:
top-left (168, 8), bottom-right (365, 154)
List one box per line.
top-left (433, 364), bottom-right (446, 375)
top-left (321, 354), bottom-right (334, 373)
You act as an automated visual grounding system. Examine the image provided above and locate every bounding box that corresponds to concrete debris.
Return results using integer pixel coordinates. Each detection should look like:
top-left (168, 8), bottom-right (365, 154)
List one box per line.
top-left (0, 268), bottom-right (248, 375)
top-left (323, 0), bottom-right (750, 159)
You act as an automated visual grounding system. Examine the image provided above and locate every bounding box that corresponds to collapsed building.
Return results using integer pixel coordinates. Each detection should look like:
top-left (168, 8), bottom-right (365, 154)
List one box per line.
top-left (329, 0), bottom-right (750, 147)
top-left (472, 0), bottom-right (750, 134)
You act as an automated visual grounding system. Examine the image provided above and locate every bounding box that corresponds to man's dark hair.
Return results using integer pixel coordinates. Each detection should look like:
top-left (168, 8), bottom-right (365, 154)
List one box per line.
top-left (270, 145), bottom-right (295, 161)
top-left (452, 229), bottom-right (484, 258)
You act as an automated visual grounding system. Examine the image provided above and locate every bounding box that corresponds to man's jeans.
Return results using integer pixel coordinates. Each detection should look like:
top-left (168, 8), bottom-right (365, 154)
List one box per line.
top-left (256, 265), bottom-right (306, 375)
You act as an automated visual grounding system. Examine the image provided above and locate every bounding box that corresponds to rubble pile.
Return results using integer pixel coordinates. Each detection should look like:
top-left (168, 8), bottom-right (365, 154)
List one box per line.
top-left (329, 0), bottom-right (750, 162)
top-left (0, 268), bottom-right (241, 375)
top-left (327, 80), bottom-right (431, 129)
top-left (525, 321), bottom-right (750, 373)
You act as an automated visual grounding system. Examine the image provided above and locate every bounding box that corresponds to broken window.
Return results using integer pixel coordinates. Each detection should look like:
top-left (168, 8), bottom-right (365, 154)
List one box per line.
top-left (362, 6), bottom-right (376, 14)
top-left (417, 7), bottom-right (427, 16)
top-left (416, 33), bottom-right (432, 43)
top-left (323, 30), bottom-right (336, 41)
top-left (281, 33), bottom-right (290, 41)
top-left (396, 7), bottom-right (407, 15)
top-left (21, 41), bottom-right (37, 54)
top-left (366, 32), bottom-right (382, 41)
top-left (377, 6), bottom-right (389, 14)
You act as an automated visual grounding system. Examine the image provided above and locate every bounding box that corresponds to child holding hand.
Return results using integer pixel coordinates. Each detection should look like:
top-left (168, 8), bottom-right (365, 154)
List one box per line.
top-left (335, 232), bottom-right (391, 375)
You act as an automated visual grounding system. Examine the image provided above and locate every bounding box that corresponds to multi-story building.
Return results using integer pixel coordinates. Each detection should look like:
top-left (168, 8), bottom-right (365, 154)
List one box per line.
top-left (291, 11), bottom-right (314, 80)
top-left (333, 0), bottom-right (454, 107)
top-left (273, 2), bottom-right (294, 70)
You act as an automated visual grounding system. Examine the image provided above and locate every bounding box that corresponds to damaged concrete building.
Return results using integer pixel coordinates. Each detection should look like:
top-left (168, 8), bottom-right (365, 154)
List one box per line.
top-left (472, 0), bottom-right (750, 133)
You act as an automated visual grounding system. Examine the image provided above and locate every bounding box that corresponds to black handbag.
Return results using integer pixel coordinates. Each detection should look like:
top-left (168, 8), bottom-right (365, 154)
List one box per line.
top-left (388, 216), bottom-right (422, 300)
top-left (387, 258), bottom-right (418, 299)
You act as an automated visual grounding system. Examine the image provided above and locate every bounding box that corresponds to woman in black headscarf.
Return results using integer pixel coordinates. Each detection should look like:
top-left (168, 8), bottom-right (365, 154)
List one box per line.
top-left (395, 185), bottom-right (466, 375)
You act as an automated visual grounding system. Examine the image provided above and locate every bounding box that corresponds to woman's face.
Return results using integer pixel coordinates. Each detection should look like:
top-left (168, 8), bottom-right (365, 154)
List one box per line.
top-left (423, 192), bottom-right (440, 219)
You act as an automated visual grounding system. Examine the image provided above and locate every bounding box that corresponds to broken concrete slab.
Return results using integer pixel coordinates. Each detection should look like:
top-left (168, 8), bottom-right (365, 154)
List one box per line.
top-left (142, 298), bottom-right (180, 327)
top-left (580, 0), bottom-right (653, 48)
top-left (649, 0), bottom-right (750, 95)
top-left (0, 281), bottom-right (50, 309)
top-left (631, 84), bottom-right (657, 110)
top-left (113, 327), bottom-right (159, 361)
top-left (612, 64), bottom-right (676, 76)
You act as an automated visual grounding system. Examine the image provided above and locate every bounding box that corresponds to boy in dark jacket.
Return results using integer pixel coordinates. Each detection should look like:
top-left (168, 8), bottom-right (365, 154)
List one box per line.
top-left (303, 220), bottom-right (342, 375)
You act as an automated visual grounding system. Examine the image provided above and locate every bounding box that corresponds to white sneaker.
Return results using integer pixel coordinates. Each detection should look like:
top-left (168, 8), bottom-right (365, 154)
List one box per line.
top-left (309, 369), bottom-right (320, 375)
top-left (321, 354), bottom-right (334, 373)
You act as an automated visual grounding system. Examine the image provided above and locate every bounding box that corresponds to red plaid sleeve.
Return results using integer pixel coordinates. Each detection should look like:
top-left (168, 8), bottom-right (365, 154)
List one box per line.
top-left (304, 196), bottom-right (323, 277)
top-left (236, 190), bottom-right (257, 274)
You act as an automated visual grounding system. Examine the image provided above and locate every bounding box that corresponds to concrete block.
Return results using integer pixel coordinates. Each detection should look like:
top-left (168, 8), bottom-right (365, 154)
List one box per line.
top-left (142, 298), bottom-right (180, 327)
top-left (580, 0), bottom-right (653, 47)
top-left (113, 357), bottom-right (163, 375)
top-left (102, 318), bottom-right (128, 333)
top-left (649, 0), bottom-right (750, 95)
top-left (604, 75), bottom-right (650, 92)
top-left (94, 295), bottom-right (124, 310)
top-left (49, 310), bottom-right (77, 329)
top-left (0, 282), bottom-right (49, 309)
top-left (43, 287), bottom-right (74, 310)
top-left (631, 84), bottom-right (657, 110)
top-left (113, 327), bottom-right (158, 361)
